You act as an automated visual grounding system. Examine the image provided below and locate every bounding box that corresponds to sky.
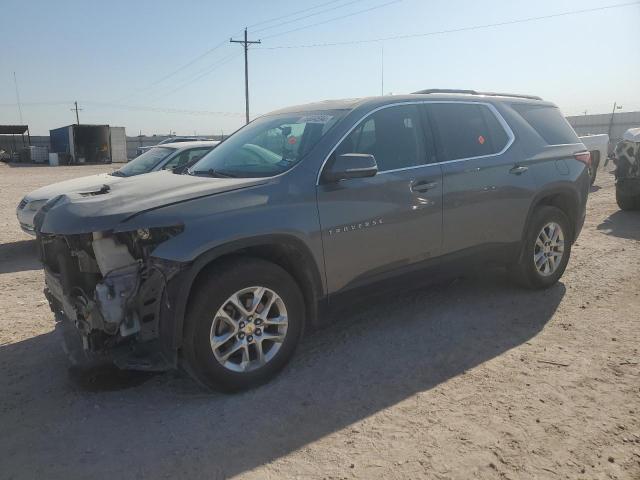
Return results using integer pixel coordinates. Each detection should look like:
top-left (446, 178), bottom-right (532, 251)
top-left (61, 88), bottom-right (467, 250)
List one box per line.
top-left (1, 0), bottom-right (639, 136)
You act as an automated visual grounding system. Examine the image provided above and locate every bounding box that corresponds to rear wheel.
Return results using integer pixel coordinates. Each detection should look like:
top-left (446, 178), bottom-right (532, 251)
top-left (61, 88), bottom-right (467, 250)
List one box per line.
top-left (511, 206), bottom-right (572, 289)
top-left (183, 258), bottom-right (305, 392)
top-left (616, 187), bottom-right (640, 211)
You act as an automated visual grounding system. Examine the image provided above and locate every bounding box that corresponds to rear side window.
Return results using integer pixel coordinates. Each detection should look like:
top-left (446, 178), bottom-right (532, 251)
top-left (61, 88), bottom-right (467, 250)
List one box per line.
top-left (512, 104), bottom-right (579, 145)
top-left (428, 103), bottom-right (510, 161)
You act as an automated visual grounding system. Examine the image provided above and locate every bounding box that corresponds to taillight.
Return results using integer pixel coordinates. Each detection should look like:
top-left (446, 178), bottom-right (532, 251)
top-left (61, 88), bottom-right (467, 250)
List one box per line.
top-left (574, 151), bottom-right (591, 166)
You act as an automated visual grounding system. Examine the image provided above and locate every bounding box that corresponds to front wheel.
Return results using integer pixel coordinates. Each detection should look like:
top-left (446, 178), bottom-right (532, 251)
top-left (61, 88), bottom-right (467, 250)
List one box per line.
top-left (183, 258), bottom-right (305, 392)
top-left (510, 206), bottom-right (572, 289)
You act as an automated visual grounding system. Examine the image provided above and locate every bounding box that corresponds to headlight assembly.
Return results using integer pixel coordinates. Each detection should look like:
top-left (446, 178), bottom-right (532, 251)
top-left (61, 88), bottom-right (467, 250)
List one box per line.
top-left (27, 199), bottom-right (48, 211)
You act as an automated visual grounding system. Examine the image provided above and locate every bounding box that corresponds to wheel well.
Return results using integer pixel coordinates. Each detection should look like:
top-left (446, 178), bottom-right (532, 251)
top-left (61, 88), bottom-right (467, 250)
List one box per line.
top-left (533, 192), bottom-right (578, 240)
top-left (186, 242), bottom-right (321, 332)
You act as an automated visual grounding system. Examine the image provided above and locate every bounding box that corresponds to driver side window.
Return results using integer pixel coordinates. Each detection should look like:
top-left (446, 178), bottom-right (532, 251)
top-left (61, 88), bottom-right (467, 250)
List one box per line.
top-left (334, 104), bottom-right (428, 172)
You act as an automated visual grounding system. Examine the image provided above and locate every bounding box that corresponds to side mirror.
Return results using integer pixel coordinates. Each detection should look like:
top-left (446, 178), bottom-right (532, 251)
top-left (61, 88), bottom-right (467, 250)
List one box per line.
top-left (322, 153), bottom-right (378, 183)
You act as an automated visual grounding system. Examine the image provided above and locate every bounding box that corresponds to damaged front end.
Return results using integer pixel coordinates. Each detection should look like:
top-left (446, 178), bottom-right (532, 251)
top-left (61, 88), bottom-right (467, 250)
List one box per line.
top-left (39, 226), bottom-right (186, 371)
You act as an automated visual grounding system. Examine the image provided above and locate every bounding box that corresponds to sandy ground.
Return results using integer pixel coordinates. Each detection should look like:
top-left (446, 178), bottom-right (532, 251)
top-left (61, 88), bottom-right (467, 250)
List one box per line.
top-left (0, 162), bottom-right (638, 480)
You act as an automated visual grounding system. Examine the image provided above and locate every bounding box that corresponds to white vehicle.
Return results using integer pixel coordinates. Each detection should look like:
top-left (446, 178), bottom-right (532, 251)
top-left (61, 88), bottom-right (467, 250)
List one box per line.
top-left (579, 134), bottom-right (609, 184)
top-left (614, 128), bottom-right (640, 210)
top-left (136, 136), bottom-right (214, 156)
top-left (16, 141), bottom-right (218, 235)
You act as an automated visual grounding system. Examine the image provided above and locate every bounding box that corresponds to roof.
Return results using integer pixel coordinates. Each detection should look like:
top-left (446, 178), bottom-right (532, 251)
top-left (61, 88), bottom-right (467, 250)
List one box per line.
top-left (265, 92), bottom-right (552, 117)
top-left (0, 125), bottom-right (29, 135)
top-left (154, 140), bottom-right (220, 150)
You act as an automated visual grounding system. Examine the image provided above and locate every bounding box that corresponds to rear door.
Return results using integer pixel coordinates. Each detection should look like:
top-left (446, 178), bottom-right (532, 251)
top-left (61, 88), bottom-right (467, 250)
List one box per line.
top-left (317, 103), bottom-right (443, 294)
top-left (427, 102), bottom-right (536, 255)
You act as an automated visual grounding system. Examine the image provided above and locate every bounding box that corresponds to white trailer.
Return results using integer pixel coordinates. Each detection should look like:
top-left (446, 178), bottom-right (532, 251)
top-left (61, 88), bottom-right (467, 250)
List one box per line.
top-left (50, 124), bottom-right (127, 164)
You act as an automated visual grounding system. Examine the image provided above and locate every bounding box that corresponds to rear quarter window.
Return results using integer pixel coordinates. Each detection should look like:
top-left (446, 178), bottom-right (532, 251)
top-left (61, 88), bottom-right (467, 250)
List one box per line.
top-left (511, 104), bottom-right (579, 145)
top-left (428, 103), bottom-right (510, 161)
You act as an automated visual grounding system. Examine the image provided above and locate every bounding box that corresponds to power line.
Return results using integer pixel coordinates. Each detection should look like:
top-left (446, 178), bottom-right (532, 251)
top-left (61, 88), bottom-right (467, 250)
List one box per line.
top-left (145, 51), bottom-right (243, 102)
top-left (248, 0), bottom-right (346, 29)
top-left (258, 1), bottom-right (640, 48)
top-left (261, 0), bottom-right (401, 40)
top-left (81, 101), bottom-right (245, 117)
top-left (253, 0), bottom-right (367, 33)
top-left (0, 101), bottom-right (74, 107)
top-left (0, 100), bottom-right (246, 117)
top-left (111, 29), bottom-right (245, 103)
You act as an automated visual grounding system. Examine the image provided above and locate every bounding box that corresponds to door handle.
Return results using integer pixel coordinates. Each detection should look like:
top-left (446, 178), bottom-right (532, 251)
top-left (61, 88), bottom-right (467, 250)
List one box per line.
top-left (411, 180), bottom-right (439, 193)
top-left (509, 165), bottom-right (529, 175)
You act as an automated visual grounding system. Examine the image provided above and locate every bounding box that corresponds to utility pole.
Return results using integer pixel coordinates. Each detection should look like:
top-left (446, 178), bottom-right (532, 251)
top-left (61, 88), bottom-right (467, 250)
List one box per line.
top-left (71, 101), bottom-right (82, 125)
top-left (607, 102), bottom-right (622, 139)
top-left (13, 72), bottom-right (23, 124)
top-left (231, 28), bottom-right (261, 124)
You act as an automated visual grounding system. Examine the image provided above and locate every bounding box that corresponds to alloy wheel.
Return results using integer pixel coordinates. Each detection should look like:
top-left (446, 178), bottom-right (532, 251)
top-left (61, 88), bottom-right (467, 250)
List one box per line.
top-left (209, 286), bottom-right (288, 372)
top-left (533, 222), bottom-right (565, 276)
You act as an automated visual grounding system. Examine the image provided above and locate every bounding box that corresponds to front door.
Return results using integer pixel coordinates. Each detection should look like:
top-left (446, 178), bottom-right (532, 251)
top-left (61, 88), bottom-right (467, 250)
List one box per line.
top-left (316, 103), bottom-right (443, 294)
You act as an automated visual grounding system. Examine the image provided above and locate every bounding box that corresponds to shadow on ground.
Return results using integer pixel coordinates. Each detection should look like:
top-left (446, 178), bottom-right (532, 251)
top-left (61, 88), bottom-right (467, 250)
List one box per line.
top-left (0, 239), bottom-right (40, 274)
top-left (597, 210), bottom-right (640, 241)
top-left (0, 272), bottom-right (565, 479)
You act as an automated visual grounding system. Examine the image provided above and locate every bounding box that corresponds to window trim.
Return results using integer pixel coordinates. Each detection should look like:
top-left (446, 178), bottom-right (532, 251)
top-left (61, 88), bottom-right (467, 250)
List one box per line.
top-left (316, 101), bottom-right (515, 185)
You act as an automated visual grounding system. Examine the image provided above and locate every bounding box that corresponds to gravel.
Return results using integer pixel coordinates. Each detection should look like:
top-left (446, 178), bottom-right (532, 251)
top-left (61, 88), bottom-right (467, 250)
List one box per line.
top-left (0, 163), bottom-right (638, 479)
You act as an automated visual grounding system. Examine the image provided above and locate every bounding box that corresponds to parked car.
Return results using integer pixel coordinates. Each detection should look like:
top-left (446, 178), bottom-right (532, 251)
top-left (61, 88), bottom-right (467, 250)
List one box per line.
top-left (613, 127), bottom-right (640, 210)
top-left (579, 134), bottom-right (609, 184)
top-left (17, 141), bottom-right (217, 234)
top-left (136, 136), bottom-right (214, 156)
top-left (34, 91), bottom-right (590, 391)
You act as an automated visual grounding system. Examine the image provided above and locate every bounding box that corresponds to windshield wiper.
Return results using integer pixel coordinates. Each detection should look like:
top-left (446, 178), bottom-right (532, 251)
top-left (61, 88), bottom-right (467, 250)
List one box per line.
top-left (110, 170), bottom-right (127, 177)
top-left (190, 168), bottom-right (238, 178)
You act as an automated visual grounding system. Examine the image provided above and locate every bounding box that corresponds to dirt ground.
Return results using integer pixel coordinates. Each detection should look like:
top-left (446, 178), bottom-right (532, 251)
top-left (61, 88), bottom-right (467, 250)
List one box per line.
top-left (0, 162), bottom-right (638, 480)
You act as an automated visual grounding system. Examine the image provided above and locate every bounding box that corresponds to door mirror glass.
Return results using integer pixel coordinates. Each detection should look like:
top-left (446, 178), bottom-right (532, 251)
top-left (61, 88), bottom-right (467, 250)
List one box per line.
top-left (322, 153), bottom-right (378, 183)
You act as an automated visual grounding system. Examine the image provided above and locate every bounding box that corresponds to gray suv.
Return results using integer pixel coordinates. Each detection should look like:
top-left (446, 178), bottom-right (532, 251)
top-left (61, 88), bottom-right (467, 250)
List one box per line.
top-left (35, 90), bottom-right (590, 391)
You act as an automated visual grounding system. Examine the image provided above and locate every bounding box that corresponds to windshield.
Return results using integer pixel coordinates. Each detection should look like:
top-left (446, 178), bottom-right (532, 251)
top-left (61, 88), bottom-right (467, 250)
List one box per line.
top-left (116, 147), bottom-right (175, 176)
top-left (190, 110), bottom-right (346, 178)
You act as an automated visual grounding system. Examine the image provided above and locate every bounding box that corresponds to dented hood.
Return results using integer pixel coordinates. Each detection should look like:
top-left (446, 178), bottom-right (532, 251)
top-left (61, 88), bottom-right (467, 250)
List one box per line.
top-left (36, 170), bottom-right (268, 235)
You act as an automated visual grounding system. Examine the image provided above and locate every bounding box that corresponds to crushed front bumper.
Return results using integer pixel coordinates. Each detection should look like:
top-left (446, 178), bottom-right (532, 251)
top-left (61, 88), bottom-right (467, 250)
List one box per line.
top-left (40, 233), bottom-right (187, 372)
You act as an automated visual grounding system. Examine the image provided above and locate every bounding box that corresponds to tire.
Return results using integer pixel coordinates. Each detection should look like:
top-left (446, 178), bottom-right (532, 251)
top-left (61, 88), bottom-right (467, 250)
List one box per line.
top-left (616, 188), bottom-right (640, 211)
top-left (183, 257), bottom-right (305, 392)
top-left (510, 206), bottom-right (572, 289)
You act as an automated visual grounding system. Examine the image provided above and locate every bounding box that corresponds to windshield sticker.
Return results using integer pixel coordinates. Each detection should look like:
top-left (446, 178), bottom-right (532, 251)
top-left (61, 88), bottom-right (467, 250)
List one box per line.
top-left (478, 135), bottom-right (486, 145)
top-left (298, 114), bottom-right (333, 124)
top-left (288, 136), bottom-right (297, 145)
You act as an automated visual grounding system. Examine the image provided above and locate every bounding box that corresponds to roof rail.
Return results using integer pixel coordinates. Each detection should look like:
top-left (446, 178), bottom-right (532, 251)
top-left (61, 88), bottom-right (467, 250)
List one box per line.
top-left (412, 89), bottom-right (542, 101)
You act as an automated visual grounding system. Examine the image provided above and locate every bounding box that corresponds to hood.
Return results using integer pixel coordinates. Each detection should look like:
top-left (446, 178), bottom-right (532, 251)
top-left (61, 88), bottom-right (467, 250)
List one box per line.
top-left (25, 173), bottom-right (120, 201)
top-left (36, 170), bottom-right (268, 235)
